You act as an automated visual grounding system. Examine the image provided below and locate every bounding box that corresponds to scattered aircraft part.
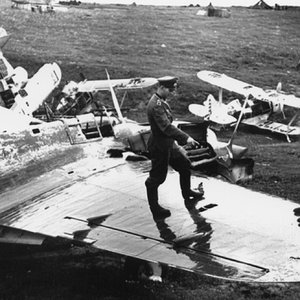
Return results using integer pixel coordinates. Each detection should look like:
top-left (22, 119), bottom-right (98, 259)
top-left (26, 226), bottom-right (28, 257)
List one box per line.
top-left (10, 62), bottom-right (62, 116)
top-left (206, 129), bottom-right (248, 160)
top-left (125, 121), bottom-right (251, 183)
top-left (212, 157), bottom-right (254, 183)
top-left (176, 122), bottom-right (251, 182)
top-left (184, 142), bottom-right (217, 167)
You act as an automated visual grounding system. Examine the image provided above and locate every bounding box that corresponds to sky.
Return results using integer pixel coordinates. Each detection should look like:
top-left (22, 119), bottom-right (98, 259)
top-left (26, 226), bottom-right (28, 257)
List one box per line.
top-left (78, 0), bottom-right (300, 7)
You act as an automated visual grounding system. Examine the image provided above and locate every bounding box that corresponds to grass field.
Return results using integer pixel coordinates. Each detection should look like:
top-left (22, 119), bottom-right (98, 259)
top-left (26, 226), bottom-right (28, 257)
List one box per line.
top-left (2, 2), bottom-right (300, 112)
top-left (1, 2), bottom-right (300, 299)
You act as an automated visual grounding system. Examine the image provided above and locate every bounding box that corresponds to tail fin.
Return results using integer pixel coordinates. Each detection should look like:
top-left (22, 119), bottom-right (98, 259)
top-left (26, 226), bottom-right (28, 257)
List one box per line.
top-left (189, 94), bottom-right (236, 125)
top-left (206, 94), bottom-right (237, 125)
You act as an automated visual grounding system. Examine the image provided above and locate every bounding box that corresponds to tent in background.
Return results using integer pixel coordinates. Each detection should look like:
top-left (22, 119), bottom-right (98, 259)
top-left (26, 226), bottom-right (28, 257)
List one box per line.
top-left (250, 0), bottom-right (273, 9)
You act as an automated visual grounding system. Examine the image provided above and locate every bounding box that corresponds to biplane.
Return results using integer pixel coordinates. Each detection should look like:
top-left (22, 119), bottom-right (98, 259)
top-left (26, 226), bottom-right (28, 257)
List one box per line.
top-left (191, 70), bottom-right (300, 142)
top-left (54, 74), bottom-right (158, 115)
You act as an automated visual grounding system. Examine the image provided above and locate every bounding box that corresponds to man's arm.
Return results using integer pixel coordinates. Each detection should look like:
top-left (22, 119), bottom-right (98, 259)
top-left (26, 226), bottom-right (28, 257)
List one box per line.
top-left (153, 105), bottom-right (198, 146)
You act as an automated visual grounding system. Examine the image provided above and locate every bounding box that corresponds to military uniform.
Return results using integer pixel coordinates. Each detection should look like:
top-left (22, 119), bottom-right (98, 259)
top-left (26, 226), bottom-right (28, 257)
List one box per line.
top-left (145, 76), bottom-right (204, 218)
top-left (145, 92), bottom-right (199, 217)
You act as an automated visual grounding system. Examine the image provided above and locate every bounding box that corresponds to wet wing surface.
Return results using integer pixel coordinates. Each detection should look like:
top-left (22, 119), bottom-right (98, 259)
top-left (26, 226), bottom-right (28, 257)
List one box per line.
top-left (0, 156), bottom-right (299, 281)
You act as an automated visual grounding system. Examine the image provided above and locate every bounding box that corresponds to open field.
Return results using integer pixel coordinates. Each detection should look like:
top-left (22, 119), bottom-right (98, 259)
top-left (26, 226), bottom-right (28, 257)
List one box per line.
top-left (2, 2), bottom-right (300, 104)
top-left (0, 2), bottom-right (300, 299)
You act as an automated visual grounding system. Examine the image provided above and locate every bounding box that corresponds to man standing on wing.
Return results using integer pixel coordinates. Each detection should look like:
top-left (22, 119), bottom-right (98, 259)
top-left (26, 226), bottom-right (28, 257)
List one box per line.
top-left (145, 76), bottom-right (204, 218)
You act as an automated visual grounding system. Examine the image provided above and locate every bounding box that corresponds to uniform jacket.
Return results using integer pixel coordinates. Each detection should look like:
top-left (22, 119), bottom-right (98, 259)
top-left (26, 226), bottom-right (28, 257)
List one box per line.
top-left (147, 93), bottom-right (189, 152)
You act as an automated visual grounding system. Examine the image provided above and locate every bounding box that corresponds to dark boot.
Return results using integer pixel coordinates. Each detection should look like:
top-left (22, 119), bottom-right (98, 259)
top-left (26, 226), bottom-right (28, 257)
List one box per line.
top-left (186, 188), bottom-right (204, 201)
top-left (145, 179), bottom-right (171, 219)
top-left (180, 171), bottom-right (204, 202)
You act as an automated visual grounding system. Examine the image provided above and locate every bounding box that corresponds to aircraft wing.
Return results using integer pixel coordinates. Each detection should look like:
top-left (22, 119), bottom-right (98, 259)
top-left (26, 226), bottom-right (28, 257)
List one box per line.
top-left (242, 114), bottom-right (300, 136)
top-left (265, 90), bottom-right (300, 109)
top-left (197, 70), bottom-right (266, 98)
top-left (1, 149), bottom-right (300, 282)
top-left (197, 71), bottom-right (300, 109)
top-left (0, 106), bottom-right (43, 133)
top-left (73, 77), bottom-right (158, 93)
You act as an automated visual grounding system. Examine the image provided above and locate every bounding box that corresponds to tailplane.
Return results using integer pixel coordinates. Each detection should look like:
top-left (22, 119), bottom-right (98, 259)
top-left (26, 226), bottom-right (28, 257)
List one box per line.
top-left (189, 94), bottom-right (236, 125)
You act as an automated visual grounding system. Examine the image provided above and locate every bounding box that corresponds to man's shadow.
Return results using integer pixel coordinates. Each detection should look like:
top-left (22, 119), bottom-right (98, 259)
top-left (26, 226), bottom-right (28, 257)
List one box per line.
top-left (150, 201), bottom-right (242, 279)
